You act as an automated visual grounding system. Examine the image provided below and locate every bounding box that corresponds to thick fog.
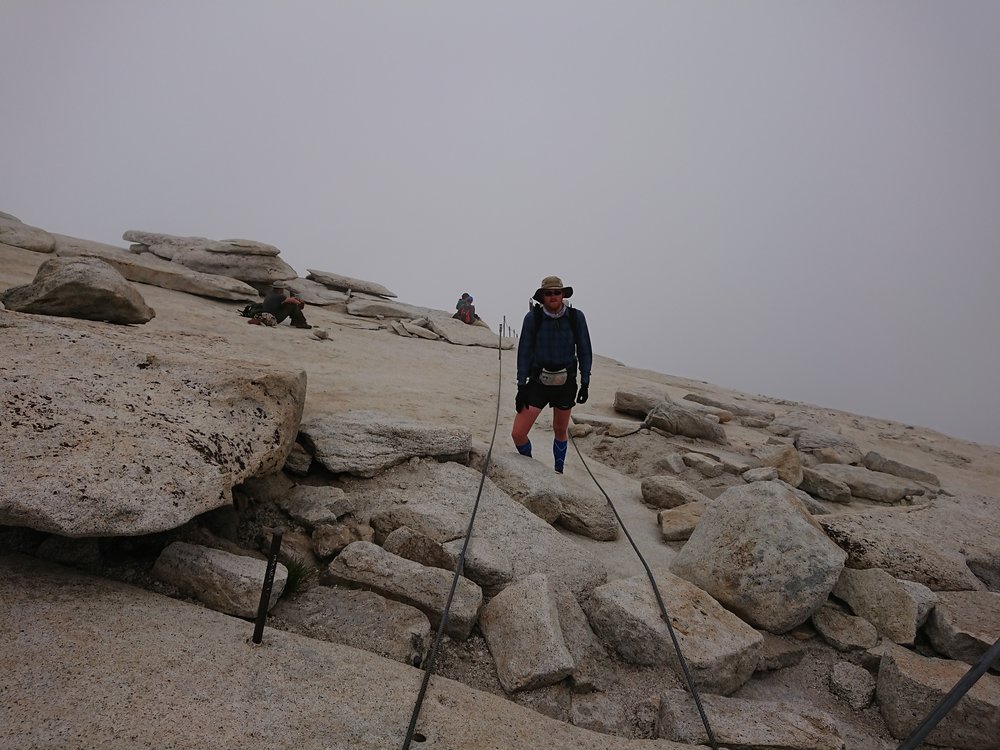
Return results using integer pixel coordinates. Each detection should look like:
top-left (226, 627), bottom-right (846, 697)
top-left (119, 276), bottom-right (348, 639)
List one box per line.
top-left (2, 2), bottom-right (998, 445)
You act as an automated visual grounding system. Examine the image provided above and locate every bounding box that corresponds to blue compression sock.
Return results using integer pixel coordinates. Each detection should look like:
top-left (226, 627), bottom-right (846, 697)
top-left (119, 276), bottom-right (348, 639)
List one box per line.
top-left (516, 440), bottom-right (532, 457)
top-left (553, 439), bottom-right (568, 473)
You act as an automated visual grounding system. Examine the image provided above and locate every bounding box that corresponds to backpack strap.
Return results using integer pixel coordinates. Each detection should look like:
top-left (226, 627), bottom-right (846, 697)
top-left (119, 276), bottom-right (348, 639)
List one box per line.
top-left (532, 304), bottom-right (579, 343)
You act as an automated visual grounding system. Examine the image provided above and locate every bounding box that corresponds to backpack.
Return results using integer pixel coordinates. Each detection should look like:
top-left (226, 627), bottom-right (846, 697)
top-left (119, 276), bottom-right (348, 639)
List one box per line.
top-left (531, 304), bottom-right (580, 343)
top-left (456, 300), bottom-right (475, 324)
top-left (238, 302), bottom-right (264, 318)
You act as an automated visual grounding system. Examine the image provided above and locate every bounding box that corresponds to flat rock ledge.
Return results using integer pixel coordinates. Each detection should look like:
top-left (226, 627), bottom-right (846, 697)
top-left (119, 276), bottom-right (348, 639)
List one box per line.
top-left (301, 410), bottom-right (472, 478)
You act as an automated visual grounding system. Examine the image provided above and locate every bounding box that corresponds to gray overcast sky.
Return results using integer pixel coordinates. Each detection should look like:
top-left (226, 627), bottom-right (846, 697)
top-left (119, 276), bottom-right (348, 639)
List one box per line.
top-left (3, 2), bottom-right (999, 446)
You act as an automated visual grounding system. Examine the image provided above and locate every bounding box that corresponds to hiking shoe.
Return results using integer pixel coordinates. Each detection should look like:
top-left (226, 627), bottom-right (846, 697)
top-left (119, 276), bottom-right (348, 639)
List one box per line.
top-left (292, 323), bottom-right (313, 329)
top-left (554, 461), bottom-right (564, 474)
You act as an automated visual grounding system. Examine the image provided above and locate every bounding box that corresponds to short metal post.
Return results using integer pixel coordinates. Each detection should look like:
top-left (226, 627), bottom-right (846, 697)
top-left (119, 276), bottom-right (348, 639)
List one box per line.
top-left (251, 526), bottom-right (284, 644)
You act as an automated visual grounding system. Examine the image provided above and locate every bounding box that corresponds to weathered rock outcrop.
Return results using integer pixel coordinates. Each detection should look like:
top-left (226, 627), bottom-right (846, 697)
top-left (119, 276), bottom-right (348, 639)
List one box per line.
top-left (469, 448), bottom-right (619, 540)
top-left (479, 574), bottom-right (575, 693)
top-left (585, 568), bottom-right (762, 695)
top-left (0, 213), bottom-right (56, 252)
top-left (821, 500), bottom-right (991, 591)
top-left (1, 314), bottom-right (305, 536)
top-left (640, 475), bottom-right (712, 509)
top-left (806, 463), bottom-right (924, 504)
top-left (877, 645), bottom-right (1000, 748)
top-left (832, 567), bottom-right (936, 645)
top-left (306, 268), bottom-right (397, 298)
top-left (124, 230), bottom-right (297, 284)
top-left (925, 590), bottom-right (1000, 667)
top-left (1, 256), bottom-right (155, 324)
top-left (658, 689), bottom-right (845, 749)
top-left (152, 541), bottom-right (287, 618)
top-left (647, 402), bottom-right (729, 444)
top-left (55, 234), bottom-right (259, 301)
top-left (270, 586), bottom-right (431, 667)
top-left (424, 316), bottom-right (510, 348)
top-left (337, 460), bottom-right (608, 598)
top-left (321, 541), bottom-right (482, 639)
top-left (301, 410), bottom-right (472, 478)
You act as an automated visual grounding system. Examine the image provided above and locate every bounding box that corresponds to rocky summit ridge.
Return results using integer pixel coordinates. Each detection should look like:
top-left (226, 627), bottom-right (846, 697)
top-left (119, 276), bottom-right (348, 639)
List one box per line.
top-left (2, 212), bottom-right (999, 750)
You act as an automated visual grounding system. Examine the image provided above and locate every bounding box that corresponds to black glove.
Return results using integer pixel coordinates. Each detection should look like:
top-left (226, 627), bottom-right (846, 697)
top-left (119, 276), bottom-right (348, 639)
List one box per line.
top-left (515, 382), bottom-right (529, 413)
top-left (576, 384), bottom-right (589, 405)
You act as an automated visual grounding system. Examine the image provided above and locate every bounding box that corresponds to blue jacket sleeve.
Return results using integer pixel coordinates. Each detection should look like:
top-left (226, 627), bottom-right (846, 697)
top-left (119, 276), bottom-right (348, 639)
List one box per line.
top-left (516, 310), bottom-right (535, 385)
top-left (575, 310), bottom-right (593, 385)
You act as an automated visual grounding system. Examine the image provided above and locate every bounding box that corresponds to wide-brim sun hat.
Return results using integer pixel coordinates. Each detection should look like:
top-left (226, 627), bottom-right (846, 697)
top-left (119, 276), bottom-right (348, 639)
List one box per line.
top-left (271, 280), bottom-right (289, 289)
top-left (533, 275), bottom-right (573, 303)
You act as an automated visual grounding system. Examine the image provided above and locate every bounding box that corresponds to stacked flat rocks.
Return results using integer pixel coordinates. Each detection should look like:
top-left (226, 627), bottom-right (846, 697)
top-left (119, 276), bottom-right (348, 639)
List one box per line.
top-left (124, 230), bottom-right (297, 285)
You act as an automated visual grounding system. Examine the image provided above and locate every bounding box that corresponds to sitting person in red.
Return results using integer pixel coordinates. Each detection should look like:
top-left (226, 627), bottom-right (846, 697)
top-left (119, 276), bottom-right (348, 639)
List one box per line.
top-left (261, 281), bottom-right (312, 329)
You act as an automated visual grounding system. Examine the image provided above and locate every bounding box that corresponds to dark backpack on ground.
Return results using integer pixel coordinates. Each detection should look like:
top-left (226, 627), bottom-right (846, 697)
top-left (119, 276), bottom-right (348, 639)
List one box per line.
top-left (238, 302), bottom-right (264, 318)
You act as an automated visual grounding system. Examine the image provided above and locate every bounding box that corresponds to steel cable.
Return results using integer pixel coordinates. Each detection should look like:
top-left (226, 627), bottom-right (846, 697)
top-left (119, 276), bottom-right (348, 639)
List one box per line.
top-left (570, 435), bottom-right (719, 749)
top-left (400, 319), bottom-right (505, 750)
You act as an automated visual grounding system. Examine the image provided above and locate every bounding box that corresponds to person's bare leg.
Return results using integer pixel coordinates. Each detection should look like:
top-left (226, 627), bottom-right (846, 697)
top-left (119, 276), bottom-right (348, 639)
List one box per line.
top-left (552, 407), bottom-right (572, 441)
top-left (512, 406), bottom-right (542, 456)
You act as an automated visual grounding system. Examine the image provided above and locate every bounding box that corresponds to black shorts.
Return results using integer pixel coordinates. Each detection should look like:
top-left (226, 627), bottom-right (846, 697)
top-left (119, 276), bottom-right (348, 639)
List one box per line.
top-left (526, 377), bottom-right (578, 411)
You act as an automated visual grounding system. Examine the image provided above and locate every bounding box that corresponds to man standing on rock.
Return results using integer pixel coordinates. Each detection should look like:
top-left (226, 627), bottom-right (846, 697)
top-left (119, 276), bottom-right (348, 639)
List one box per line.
top-left (261, 281), bottom-right (312, 329)
top-left (512, 275), bottom-right (592, 473)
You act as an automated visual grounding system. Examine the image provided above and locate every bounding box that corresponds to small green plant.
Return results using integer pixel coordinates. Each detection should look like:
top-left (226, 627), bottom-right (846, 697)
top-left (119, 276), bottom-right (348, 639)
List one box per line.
top-left (281, 555), bottom-right (315, 596)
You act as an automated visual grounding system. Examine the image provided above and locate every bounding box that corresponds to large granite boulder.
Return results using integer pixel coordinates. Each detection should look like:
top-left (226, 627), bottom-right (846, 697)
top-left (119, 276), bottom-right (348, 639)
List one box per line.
top-left (832, 567), bottom-right (936, 645)
top-left (1, 256), bottom-right (155, 324)
top-left (0, 314), bottom-right (305, 536)
top-left (670, 481), bottom-right (846, 633)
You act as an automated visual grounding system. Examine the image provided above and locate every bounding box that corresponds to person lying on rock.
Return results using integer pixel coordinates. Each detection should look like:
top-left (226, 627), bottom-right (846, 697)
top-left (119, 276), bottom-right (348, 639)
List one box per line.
top-left (261, 281), bottom-right (312, 329)
top-left (512, 275), bottom-right (592, 473)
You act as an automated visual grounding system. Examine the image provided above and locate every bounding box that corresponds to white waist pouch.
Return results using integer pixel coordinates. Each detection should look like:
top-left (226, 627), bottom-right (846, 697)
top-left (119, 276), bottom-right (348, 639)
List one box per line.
top-left (538, 368), bottom-right (568, 387)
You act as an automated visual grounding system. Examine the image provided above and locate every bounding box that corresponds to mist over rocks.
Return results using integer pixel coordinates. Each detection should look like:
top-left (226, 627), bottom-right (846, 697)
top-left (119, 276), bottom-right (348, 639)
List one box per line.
top-left (2, 229), bottom-right (1000, 749)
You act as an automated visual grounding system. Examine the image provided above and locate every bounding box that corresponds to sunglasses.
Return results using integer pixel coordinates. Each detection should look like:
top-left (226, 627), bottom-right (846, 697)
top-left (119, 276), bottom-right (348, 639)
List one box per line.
top-left (542, 290), bottom-right (563, 297)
